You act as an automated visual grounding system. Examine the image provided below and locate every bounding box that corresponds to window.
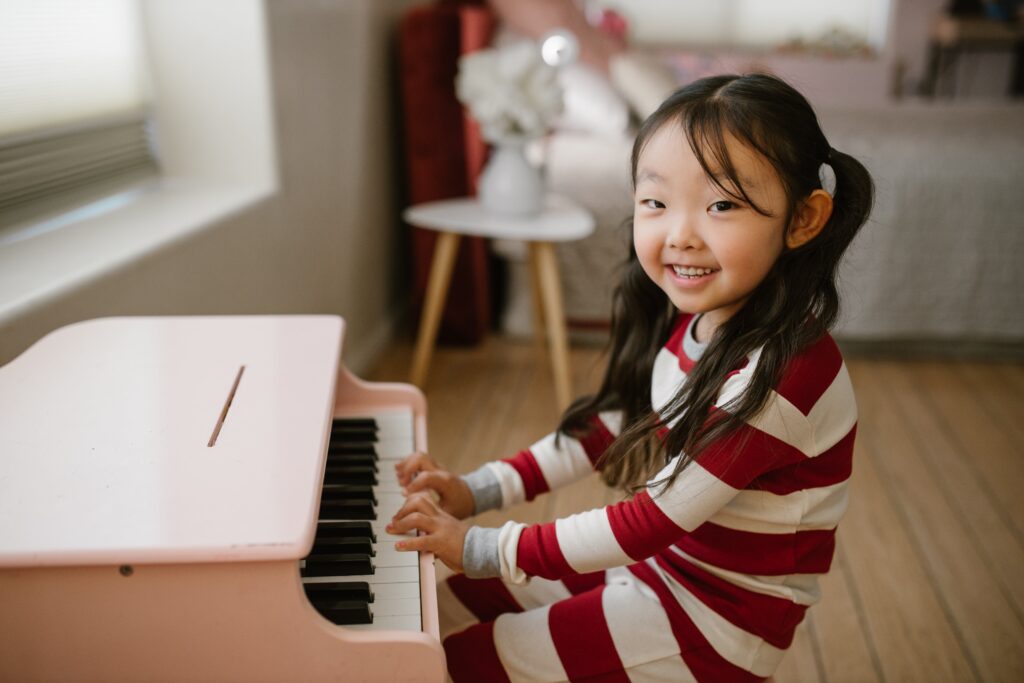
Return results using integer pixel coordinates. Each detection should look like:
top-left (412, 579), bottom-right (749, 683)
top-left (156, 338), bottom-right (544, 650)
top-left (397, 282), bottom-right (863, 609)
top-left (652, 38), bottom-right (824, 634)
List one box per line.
top-left (0, 0), bottom-right (157, 232)
top-left (615, 0), bottom-right (892, 54)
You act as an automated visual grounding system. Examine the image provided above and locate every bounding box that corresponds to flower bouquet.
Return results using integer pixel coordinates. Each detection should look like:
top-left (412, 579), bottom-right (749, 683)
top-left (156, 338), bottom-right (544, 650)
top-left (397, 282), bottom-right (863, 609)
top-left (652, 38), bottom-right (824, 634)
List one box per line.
top-left (456, 41), bottom-right (564, 143)
top-left (456, 42), bottom-right (564, 215)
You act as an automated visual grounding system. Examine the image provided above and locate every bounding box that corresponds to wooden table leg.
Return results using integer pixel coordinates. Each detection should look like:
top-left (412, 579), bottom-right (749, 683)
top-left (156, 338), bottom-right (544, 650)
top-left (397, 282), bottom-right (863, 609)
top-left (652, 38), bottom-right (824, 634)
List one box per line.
top-left (529, 241), bottom-right (572, 411)
top-left (528, 243), bottom-right (547, 352)
top-left (410, 231), bottom-right (461, 388)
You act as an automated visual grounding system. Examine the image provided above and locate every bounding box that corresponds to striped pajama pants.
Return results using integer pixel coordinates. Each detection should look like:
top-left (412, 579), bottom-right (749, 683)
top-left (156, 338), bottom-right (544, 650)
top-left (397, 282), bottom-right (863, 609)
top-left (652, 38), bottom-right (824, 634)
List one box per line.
top-left (437, 562), bottom-right (724, 683)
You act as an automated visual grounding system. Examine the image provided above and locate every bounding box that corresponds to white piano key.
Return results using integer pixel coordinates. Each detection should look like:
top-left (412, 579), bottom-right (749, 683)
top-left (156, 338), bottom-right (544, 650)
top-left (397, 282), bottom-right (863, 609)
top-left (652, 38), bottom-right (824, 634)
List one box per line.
top-left (365, 410), bottom-right (413, 431)
top-left (345, 614), bottom-right (422, 632)
top-left (372, 524), bottom-right (415, 541)
top-left (374, 468), bottom-right (402, 489)
top-left (374, 445), bottom-right (416, 460)
top-left (369, 580), bottom-right (420, 601)
top-left (372, 541), bottom-right (418, 568)
top-left (371, 597), bottom-right (422, 617)
top-left (374, 492), bottom-right (406, 515)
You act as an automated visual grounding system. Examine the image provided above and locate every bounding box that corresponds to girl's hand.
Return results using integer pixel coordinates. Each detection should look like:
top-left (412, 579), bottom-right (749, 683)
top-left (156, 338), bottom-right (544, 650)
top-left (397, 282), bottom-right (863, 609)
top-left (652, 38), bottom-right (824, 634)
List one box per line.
top-left (387, 491), bottom-right (468, 573)
top-left (394, 452), bottom-right (476, 520)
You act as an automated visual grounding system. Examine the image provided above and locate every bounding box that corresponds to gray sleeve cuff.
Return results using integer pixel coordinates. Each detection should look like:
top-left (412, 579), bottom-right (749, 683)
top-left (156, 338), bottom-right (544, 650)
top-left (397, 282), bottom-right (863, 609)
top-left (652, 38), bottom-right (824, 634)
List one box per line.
top-left (460, 466), bottom-right (503, 515)
top-left (462, 526), bottom-right (502, 579)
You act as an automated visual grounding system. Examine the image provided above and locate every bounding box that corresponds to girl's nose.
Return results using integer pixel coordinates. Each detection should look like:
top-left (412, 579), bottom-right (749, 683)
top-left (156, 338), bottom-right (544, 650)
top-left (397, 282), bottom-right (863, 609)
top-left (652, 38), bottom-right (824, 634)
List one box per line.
top-left (666, 215), bottom-right (701, 250)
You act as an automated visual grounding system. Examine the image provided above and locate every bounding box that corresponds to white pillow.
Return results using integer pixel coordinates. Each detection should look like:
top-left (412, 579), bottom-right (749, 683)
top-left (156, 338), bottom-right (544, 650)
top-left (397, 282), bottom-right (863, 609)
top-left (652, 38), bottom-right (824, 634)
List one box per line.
top-left (608, 51), bottom-right (681, 121)
top-left (556, 62), bottom-right (632, 139)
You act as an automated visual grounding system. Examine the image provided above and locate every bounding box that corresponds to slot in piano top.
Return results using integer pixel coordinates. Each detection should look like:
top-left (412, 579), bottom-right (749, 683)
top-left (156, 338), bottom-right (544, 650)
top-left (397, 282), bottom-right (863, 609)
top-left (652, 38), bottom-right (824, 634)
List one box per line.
top-left (0, 316), bottom-right (347, 568)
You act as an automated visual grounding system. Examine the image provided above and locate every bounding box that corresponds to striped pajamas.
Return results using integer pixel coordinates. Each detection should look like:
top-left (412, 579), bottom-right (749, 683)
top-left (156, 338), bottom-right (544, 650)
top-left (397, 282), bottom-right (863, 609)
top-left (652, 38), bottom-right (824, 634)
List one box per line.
top-left (440, 566), bottom-right (705, 682)
top-left (446, 314), bottom-right (857, 682)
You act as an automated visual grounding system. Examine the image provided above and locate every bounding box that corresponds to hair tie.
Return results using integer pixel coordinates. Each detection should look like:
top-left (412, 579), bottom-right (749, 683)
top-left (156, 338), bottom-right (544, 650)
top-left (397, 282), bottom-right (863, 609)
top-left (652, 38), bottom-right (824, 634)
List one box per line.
top-left (818, 161), bottom-right (837, 196)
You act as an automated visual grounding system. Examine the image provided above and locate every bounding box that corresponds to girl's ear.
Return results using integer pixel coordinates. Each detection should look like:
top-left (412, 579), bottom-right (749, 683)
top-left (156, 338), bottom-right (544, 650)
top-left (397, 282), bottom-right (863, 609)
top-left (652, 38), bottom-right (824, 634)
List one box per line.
top-left (787, 189), bottom-right (833, 249)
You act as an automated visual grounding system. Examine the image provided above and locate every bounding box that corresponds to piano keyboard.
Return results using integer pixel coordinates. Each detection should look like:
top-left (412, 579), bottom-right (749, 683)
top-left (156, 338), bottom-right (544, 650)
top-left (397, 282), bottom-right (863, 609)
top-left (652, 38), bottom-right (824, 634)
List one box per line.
top-left (300, 409), bottom-right (422, 631)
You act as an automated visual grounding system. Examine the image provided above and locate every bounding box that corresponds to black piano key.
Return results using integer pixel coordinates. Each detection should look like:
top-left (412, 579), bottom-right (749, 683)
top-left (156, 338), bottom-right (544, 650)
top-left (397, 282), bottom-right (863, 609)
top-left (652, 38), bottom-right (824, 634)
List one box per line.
top-left (302, 553), bottom-right (374, 577)
top-left (330, 433), bottom-right (378, 446)
top-left (331, 422), bottom-right (378, 436)
top-left (321, 484), bottom-right (377, 505)
top-left (319, 498), bottom-right (376, 520)
top-left (327, 443), bottom-right (379, 459)
top-left (332, 418), bottom-right (377, 430)
top-left (323, 465), bottom-right (377, 486)
top-left (328, 440), bottom-right (377, 450)
top-left (325, 452), bottom-right (378, 468)
top-left (303, 580), bottom-right (374, 603)
top-left (316, 521), bottom-right (376, 543)
top-left (310, 537), bottom-right (375, 556)
top-left (310, 599), bottom-right (373, 625)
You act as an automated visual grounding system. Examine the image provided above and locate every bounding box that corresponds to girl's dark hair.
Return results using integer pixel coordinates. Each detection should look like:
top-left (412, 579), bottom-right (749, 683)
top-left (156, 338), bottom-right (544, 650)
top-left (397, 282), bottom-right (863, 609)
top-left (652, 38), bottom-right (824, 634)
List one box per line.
top-left (558, 73), bottom-right (874, 492)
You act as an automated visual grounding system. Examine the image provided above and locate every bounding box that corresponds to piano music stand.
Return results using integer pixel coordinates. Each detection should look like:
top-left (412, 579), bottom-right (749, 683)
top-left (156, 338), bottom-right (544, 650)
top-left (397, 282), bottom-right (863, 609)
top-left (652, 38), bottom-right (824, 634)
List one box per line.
top-left (404, 194), bottom-right (595, 410)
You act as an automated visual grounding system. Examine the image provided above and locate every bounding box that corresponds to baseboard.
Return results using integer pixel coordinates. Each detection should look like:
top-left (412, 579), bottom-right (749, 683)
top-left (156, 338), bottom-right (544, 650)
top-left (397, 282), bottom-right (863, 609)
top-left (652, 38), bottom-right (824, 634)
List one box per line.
top-left (836, 336), bottom-right (1024, 361)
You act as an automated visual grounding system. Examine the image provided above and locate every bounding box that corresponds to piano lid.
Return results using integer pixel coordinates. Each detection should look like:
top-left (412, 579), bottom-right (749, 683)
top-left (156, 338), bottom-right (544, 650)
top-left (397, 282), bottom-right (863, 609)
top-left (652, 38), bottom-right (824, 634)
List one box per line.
top-left (0, 316), bottom-right (343, 568)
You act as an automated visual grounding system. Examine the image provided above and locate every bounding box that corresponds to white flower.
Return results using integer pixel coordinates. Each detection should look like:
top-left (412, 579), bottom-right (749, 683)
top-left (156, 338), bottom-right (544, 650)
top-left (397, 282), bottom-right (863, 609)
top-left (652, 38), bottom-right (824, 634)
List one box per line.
top-left (456, 41), bottom-right (564, 143)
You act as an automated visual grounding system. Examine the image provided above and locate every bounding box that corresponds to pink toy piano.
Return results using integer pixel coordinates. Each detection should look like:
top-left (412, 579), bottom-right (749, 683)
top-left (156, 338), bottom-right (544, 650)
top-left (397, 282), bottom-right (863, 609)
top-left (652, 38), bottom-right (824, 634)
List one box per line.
top-left (0, 316), bottom-right (445, 682)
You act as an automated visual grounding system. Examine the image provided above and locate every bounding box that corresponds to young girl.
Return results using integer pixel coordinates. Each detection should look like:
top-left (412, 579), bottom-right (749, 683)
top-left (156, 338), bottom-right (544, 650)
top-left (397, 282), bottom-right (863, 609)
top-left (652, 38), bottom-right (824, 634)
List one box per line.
top-left (389, 73), bottom-right (873, 682)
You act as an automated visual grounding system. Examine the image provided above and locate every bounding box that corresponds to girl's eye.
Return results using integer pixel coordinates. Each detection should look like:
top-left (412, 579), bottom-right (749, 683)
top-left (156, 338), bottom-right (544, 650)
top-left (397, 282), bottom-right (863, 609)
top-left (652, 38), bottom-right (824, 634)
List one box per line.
top-left (641, 199), bottom-right (665, 209)
top-left (710, 200), bottom-right (736, 212)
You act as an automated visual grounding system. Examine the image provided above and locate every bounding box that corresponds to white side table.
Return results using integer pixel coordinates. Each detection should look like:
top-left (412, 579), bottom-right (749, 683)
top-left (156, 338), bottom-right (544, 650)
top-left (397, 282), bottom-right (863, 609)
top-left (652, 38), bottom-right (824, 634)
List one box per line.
top-left (403, 194), bottom-right (595, 410)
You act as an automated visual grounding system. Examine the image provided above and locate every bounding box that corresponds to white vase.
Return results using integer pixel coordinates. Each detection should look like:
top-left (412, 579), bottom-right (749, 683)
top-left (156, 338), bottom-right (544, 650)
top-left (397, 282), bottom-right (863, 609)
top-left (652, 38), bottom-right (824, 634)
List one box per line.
top-left (477, 140), bottom-right (544, 217)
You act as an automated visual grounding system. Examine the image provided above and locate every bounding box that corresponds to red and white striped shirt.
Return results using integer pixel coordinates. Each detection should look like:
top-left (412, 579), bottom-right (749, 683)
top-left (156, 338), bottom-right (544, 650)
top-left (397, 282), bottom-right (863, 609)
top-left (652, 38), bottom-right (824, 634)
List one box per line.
top-left (464, 313), bottom-right (857, 678)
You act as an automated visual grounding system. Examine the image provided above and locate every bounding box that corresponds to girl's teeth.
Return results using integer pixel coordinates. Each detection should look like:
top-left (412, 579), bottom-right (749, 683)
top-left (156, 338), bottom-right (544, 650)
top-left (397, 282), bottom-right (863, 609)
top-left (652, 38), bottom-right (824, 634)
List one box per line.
top-left (673, 265), bottom-right (713, 277)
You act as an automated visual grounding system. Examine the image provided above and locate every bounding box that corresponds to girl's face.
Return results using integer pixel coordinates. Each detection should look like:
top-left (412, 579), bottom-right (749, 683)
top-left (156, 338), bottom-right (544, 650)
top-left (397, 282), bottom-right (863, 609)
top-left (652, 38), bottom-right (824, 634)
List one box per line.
top-left (633, 122), bottom-right (789, 336)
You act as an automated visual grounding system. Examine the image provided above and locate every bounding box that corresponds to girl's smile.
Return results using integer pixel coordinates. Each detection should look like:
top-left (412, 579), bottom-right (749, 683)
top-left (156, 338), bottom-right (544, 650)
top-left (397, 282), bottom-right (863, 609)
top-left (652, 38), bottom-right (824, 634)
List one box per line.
top-left (666, 264), bottom-right (719, 286)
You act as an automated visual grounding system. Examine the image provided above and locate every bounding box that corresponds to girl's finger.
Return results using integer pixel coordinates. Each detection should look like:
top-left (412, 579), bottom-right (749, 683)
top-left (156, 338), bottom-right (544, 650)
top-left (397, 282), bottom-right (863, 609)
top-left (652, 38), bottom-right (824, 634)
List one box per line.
top-left (392, 491), bottom-right (438, 522)
top-left (394, 534), bottom-right (431, 553)
top-left (394, 452), bottom-right (423, 486)
top-left (394, 451), bottom-right (437, 486)
top-left (387, 511), bottom-right (433, 536)
top-left (403, 470), bottom-right (443, 496)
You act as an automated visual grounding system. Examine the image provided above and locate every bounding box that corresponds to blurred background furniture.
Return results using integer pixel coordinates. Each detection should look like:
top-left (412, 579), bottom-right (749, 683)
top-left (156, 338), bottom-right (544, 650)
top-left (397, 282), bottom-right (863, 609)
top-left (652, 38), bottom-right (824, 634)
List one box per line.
top-left (397, 0), bottom-right (495, 345)
top-left (404, 195), bottom-right (594, 409)
top-left (920, 13), bottom-right (1024, 97)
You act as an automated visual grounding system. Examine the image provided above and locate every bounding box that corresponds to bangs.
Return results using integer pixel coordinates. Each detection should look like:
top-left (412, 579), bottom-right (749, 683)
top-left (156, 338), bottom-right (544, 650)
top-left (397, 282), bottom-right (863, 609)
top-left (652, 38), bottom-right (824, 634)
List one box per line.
top-left (682, 100), bottom-right (776, 217)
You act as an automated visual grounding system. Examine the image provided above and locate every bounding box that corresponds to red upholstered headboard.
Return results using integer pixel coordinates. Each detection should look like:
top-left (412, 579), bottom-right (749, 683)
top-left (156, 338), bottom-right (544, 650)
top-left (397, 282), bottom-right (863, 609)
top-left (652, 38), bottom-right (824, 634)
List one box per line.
top-left (398, 2), bottom-right (496, 344)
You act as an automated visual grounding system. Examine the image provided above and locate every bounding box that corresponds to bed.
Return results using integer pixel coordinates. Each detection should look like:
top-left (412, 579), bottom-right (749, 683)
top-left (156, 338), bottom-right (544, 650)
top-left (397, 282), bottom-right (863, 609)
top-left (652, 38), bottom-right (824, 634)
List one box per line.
top-left (531, 99), bottom-right (1024, 346)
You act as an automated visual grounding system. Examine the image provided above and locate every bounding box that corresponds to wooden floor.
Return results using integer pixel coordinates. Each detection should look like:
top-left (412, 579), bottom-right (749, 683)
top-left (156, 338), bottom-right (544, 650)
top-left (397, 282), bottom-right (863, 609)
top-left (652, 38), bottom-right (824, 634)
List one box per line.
top-left (367, 335), bottom-right (1024, 682)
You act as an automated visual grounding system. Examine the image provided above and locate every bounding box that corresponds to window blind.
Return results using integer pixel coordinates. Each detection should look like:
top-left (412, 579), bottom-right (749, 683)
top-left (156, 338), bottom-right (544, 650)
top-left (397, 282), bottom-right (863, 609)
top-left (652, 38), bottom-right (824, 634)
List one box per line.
top-left (620, 0), bottom-right (891, 53)
top-left (0, 0), bottom-right (156, 229)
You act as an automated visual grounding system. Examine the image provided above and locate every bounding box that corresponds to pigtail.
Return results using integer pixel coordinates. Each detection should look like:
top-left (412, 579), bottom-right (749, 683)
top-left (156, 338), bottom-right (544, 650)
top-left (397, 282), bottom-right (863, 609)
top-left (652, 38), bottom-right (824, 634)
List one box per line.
top-left (820, 148), bottom-right (875, 305)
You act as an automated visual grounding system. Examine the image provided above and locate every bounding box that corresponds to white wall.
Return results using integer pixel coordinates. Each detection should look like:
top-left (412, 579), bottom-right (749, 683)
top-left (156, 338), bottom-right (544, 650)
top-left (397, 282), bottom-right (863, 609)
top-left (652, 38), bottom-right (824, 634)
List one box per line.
top-left (0, 0), bottom-right (418, 373)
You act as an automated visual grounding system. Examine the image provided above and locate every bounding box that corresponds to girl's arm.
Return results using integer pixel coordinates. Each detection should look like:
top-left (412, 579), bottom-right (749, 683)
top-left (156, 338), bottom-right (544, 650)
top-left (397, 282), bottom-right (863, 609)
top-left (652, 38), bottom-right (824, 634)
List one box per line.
top-left (473, 444), bottom-right (759, 582)
top-left (389, 442), bottom-right (754, 578)
top-left (393, 379), bottom-right (854, 580)
top-left (467, 410), bottom-right (624, 512)
top-left (398, 410), bottom-right (624, 516)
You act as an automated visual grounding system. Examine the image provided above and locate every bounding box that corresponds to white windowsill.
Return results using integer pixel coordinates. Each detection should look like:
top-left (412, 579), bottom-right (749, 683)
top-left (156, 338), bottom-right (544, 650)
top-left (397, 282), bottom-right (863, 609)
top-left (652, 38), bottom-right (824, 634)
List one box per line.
top-left (0, 178), bottom-right (275, 326)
